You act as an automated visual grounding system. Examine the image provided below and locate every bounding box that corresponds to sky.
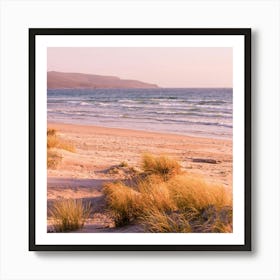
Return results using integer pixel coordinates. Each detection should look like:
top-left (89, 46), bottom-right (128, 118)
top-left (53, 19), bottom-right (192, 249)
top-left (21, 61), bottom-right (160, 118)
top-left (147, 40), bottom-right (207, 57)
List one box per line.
top-left (47, 47), bottom-right (232, 88)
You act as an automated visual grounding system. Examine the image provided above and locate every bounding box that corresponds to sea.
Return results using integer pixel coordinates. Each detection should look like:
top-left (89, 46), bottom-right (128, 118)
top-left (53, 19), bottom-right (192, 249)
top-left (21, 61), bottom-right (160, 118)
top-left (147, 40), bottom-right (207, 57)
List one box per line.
top-left (47, 88), bottom-right (233, 139)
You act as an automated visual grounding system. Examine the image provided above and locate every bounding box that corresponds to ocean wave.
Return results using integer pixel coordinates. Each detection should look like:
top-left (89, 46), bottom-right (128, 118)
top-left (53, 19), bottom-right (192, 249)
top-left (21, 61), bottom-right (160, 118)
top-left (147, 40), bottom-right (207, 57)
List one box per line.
top-left (150, 96), bottom-right (179, 100)
top-left (158, 102), bottom-right (186, 106)
top-left (151, 111), bottom-right (232, 118)
top-left (51, 108), bottom-right (232, 123)
top-left (153, 118), bottom-right (233, 128)
top-left (197, 100), bottom-right (229, 105)
top-left (67, 101), bottom-right (81, 104)
top-left (117, 115), bottom-right (232, 128)
top-left (95, 102), bottom-right (110, 107)
top-left (118, 99), bottom-right (139, 103)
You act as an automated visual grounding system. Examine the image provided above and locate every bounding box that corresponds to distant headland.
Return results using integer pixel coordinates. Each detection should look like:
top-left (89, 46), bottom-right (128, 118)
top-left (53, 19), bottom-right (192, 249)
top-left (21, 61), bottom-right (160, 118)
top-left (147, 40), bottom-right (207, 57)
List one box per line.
top-left (47, 71), bottom-right (159, 89)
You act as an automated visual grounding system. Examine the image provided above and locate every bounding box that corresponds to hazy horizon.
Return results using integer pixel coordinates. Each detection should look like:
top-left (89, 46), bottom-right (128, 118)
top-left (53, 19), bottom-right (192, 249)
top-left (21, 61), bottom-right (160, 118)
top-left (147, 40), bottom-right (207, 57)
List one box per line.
top-left (47, 47), bottom-right (233, 88)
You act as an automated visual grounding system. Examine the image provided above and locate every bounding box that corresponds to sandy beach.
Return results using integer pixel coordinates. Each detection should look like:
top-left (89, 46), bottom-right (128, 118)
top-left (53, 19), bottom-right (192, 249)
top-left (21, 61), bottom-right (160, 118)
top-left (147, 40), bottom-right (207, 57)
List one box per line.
top-left (47, 122), bottom-right (232, 232)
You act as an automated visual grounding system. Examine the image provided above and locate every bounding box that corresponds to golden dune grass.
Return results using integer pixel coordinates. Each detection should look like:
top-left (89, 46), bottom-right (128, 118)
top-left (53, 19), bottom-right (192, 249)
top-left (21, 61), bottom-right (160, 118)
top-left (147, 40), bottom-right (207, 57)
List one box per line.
top-left (47, 150), bottom-right (62, 169)
top-left (103, 154), bottom-right (232, 233)
top-left (167, 175), bottom-right (231, 211)
top-left (47, 128), bottom-right (75, 152)
top-left (49, 199), bottom-right (92, 232)
top-left (137, 175), bottom-right (176, 212)
top-left (142, 153), bottom-right (181, 181)
top-left (103, 182), bottom-right (141, 226)
top-left (47, 128), bottom-right (57, 136)
top-left (140, 208), bottom-right (192, 233)
top-left (47, 128), bottom-right (75, 169)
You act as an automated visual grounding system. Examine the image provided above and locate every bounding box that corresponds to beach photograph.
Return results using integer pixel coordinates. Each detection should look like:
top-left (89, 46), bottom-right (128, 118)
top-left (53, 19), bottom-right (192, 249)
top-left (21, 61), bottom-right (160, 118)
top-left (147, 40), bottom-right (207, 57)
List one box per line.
top-left (46, 47), bottom-right (233, 234)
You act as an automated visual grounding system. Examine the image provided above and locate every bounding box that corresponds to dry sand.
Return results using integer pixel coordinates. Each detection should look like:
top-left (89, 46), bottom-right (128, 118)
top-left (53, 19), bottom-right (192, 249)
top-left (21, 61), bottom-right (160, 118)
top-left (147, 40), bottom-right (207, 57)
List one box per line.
top-left (47, 122), bottom-right (232, 232)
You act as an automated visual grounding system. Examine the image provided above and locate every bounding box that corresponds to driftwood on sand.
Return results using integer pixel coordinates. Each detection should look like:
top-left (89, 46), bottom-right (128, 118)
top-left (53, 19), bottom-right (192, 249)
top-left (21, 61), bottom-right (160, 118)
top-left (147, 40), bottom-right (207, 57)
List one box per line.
top-left (192, 158), bottom-right (220, 164)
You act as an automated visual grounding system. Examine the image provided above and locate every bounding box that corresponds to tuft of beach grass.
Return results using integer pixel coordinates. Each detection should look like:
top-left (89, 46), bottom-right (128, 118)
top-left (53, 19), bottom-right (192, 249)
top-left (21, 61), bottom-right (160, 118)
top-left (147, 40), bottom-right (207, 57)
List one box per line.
top-left (47, 128), bottom-right (75, 152)
top-left (47, 150), bottom-right (62, 169)
top-left (142, 153), bottom-right (181, 181)
top-left (103, 182), bottom-right (141, 227)
top-left (49, 199), bottom-right (92, 232)
top-left (47, 128), bottom-right (76, 169)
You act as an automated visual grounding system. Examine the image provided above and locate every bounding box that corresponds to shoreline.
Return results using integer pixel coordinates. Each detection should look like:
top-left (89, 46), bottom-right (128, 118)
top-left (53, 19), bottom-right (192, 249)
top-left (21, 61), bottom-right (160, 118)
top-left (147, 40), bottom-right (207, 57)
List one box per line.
top-left (47, 120), bottom-right (233, 141)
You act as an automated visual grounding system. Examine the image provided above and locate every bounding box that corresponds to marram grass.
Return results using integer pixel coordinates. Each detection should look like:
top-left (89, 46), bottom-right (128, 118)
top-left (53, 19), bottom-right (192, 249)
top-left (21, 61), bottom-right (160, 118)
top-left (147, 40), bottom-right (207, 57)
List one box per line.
top-left (103, 154), bottom-right (232, 233)
top-left (47, 128), bottom-right (76, 169)
top-left (47, 128), bottom-right (75, 152)
top-left (47, 150), bottom-right (62, 169)
top-left (49, 199), bottom-right (92, 232)
top-left (103, 182), bottom-right (141, 226)
top-left (142, 153), bottom-right (181, 180)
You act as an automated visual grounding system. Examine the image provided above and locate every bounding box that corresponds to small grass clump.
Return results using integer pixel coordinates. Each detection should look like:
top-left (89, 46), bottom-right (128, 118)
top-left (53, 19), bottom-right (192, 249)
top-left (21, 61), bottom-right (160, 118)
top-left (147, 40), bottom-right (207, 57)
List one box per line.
top-left (167, 175), bottom-right (231, 211)
top-left (141, 208), bottom-right (192, 233)
top-left (137, 176), bottom-right (176, 212)
top-left (47, 128), bottom-right (57, 136)
top-left (47, 128), bottom-right (75, 152)
top-left (47, 128), bottom-right (76, 169)
top-left (47, 134), bottom-right (60, 149)
top-left (49, 199), bottom-right (92, 232)
top-left (47, 150), bottom-right (62, 169)
top-left (142, 153), bottom-right (181, 181)
top-left (103, 182), bottom-right (141, 226)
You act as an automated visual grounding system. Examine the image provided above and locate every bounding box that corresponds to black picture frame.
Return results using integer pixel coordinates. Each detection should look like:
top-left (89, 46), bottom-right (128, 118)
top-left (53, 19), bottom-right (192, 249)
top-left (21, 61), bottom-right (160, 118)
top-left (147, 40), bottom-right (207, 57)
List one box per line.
top-left (29, 28), bottom-right (251, 251)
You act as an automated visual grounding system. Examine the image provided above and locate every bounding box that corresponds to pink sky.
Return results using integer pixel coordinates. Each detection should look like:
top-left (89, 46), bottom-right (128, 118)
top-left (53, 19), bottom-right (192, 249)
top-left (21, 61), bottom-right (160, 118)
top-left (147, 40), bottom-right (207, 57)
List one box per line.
top-left (47, 47), bottom-right (232, 88)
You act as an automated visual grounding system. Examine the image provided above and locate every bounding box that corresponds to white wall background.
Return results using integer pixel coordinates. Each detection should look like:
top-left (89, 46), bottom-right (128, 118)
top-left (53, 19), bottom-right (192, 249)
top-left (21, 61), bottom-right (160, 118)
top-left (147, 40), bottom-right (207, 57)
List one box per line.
top-left (0, 0), bottom-right (279, 279)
